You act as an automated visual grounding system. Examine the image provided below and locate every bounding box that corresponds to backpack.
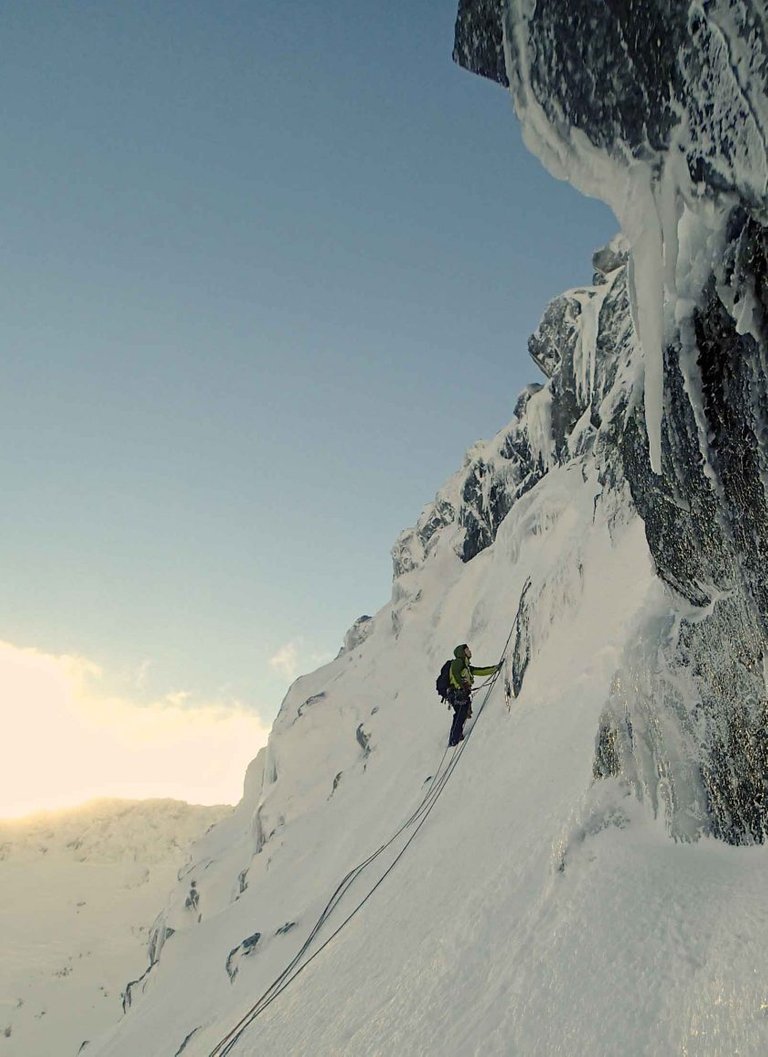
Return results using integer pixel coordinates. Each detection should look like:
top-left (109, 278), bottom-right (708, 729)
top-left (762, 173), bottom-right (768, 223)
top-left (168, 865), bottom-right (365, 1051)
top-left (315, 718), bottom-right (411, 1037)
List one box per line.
top-left (436, 659), bottom-right (453, 702)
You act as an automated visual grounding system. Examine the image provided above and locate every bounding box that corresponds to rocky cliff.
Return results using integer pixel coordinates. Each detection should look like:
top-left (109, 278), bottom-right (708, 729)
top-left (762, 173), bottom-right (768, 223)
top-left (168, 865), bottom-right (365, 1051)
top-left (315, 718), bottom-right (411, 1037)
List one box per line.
top-left (452, 0), bottom-right (768, 843)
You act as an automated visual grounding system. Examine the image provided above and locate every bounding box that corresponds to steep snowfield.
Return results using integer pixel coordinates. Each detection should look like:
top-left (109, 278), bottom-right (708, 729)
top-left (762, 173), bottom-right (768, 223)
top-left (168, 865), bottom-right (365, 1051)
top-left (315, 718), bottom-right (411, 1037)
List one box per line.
top-left (83, 449), bottom-right (768, 1057)
top-left (0, 799), bottom-right (229, 1057)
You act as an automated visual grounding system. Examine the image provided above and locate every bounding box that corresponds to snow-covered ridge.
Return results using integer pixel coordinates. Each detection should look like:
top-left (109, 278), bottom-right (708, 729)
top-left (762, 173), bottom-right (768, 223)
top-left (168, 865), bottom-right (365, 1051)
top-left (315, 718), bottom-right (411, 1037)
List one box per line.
top-left (0, 798), bottom-right (228, 865)
top-left (0, 799), bottom-right (229, 1057)
top-left (392, 236), bottom-right (630, 578)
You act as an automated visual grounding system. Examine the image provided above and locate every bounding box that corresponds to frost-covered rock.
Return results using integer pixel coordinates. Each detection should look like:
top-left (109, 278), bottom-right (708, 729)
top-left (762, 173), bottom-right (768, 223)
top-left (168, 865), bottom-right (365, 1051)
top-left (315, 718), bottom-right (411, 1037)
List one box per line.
top-left (394, 243), bottom-right (632, 577)
top-left (337, 614), bottom-right (374, 655)
top-left (455, 0), bottom-right (768, 843)
top-left (457, 0), bottom-right (768, 469)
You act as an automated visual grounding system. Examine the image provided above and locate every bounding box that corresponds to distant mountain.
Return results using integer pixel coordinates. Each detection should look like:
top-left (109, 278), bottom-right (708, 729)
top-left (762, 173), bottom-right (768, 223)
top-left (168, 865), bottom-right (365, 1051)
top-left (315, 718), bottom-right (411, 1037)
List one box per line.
top-left (0, 799), bottom-right (229, 1057)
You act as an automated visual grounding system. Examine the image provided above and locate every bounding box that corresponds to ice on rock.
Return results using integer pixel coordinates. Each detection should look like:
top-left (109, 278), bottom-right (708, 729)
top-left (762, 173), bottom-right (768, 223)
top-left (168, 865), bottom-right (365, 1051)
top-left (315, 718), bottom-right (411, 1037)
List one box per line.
top-left (337, 615), bottom-right (374, 656)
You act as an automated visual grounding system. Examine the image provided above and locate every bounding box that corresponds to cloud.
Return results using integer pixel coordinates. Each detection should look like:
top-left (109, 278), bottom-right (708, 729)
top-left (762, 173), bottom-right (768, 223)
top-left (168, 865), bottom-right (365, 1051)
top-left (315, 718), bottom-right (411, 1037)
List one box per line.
top-left (1, 640), bottom-right (271, 819)
top-left (269, 640), bottom-right (335, 685)
top-left (269, 641), bottom-right (300, 681)
top-left (135, 658), bottom-right (153, 691)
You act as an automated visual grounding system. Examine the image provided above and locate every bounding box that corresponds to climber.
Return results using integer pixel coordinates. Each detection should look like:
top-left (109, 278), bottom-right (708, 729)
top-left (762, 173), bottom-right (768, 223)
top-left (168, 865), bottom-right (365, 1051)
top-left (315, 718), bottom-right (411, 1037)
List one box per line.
top-left (185, 880), bottom-right (200, 912)
top-left (446, 644), bottom-right (500, 747)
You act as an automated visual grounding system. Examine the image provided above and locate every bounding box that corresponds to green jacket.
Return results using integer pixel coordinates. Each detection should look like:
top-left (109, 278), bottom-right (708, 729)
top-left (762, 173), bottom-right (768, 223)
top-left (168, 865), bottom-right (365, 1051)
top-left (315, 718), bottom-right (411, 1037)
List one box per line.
top-left (449, 644), bottom-right (499, 690)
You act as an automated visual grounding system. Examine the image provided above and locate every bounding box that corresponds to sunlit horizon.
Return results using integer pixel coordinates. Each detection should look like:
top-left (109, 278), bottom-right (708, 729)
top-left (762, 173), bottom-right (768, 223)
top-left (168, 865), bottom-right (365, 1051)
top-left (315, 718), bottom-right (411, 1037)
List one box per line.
top-left (0, 792), bottom-right (233, 825)
top-left (1, 639), bottom-right (270, 819)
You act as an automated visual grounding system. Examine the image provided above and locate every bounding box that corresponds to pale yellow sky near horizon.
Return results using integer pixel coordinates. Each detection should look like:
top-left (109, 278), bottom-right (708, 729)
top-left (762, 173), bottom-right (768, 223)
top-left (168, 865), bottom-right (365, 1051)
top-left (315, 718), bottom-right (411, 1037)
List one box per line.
top-left (1, 639), bottom-right (271, 819)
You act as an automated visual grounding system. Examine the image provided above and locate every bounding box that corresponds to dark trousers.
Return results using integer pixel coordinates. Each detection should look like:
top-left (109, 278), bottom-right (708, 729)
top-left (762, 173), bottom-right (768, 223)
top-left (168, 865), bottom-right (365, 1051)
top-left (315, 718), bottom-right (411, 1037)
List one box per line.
top-left (448, 690), bottom-right (471, 746)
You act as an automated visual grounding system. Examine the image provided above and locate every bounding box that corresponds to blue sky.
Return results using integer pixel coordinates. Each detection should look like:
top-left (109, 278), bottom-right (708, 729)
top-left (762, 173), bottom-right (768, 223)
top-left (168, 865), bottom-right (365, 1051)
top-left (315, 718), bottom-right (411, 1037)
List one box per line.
top-left (1, 1), bottom-right (616, 733)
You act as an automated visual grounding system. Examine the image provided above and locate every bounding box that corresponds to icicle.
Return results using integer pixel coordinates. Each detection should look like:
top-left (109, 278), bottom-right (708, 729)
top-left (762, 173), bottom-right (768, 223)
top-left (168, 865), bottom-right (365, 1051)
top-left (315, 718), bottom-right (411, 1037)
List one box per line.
top-left (622, 160), bottom-right (685, 476)
top-left (623, 165), bottom-right (665, 474)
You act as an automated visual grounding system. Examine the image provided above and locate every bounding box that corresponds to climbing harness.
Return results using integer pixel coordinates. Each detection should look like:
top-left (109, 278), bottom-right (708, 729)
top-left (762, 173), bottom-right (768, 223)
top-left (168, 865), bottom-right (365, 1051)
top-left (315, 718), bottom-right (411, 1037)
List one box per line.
top-left (204, 605), bottom-right (525, 1057)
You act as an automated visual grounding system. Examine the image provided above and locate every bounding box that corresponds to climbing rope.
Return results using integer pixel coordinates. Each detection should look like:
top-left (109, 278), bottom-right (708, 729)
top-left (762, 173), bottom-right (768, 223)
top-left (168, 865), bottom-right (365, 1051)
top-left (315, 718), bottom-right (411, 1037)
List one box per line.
top-left (205, 608), bottom-right (524, 1057)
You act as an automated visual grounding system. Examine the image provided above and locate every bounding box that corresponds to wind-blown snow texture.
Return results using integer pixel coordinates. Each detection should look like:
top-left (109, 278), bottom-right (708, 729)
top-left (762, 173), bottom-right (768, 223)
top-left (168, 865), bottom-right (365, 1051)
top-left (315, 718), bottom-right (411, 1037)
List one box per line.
top-left (82, 4), bottom-right (768, 1056)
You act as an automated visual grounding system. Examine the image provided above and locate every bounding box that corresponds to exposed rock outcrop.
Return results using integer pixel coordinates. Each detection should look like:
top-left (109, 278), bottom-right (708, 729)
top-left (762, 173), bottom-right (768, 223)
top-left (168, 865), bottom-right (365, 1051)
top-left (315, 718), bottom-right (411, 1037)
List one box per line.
top-left (451, 0), bottom-right (768, 843)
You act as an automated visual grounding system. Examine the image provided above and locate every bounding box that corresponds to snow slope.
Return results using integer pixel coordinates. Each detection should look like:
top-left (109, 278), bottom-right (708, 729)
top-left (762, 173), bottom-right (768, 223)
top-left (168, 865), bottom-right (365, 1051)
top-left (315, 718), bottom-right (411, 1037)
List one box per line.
top-left (72, 3), bottom-right (768, 1054)
top-left (85, 440), bottom-right (768, 1057)
top-left (84, 256), bottom-right (768, 1055)
top-left (0, 799), bottom-right (229, 1057)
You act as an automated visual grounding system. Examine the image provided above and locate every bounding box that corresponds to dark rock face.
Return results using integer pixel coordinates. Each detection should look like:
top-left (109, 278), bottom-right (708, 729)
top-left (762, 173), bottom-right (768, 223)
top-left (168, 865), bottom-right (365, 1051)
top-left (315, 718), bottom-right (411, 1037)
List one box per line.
top-left (458, 439), bottom-right (541, 562)
top-left (338, 615), bottom-right (374, 656)
top-left (355, 724), bottom-right (371, 759)
top-left (393, 243), bottom-right (632, 580)
top-left (510, 579), bottom-right (533, 698)
top-left (448, 2), bottom-right (768, 843)
top-left (173, 1026), bottom-right (201, 1057)
top-left (456, 2), bottom-right (768, 204)
top-left (524, 0), bottom-right (687, 154)
top-left (297, 691), bottom-right (327, 719)
top-left (638, 219), bottom-right (768, 843)
top-left (592, 238), bottom-right (629, 286)
top-left (122, 965), bottom-right (153, 1013)
top-left (593, 718), bottom-right (621, 780)
top-left (392, 496), bottom-right (456, 578)
top-left (226, 931), bottom-right (261, 982)
top-left (453, 0), bottom-right (507, 86)
top-left (696, 218), bottom-right (768, 622)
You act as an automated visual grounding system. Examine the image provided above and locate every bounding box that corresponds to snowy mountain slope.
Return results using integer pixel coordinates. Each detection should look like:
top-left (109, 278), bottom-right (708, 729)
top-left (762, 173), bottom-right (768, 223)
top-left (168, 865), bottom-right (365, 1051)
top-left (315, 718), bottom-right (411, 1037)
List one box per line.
top-left (85, 242), bottom-right (768, 1057)
top-left (85, 424), bottom-right (768, 1057)
top-left (77, 3), bottom-right (768, 1055)
top-left (0, 799), bottom-right (229, 1057)
top-left (85, 459), bottom-right (658, 1057)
